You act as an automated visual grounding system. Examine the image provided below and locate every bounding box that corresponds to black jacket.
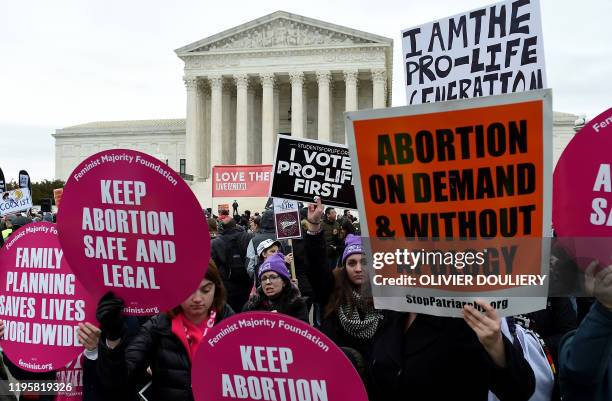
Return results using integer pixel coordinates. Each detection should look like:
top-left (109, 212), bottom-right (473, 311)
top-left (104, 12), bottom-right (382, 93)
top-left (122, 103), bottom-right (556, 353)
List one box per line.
top-left (525, 297), bottom-right (577, 366)
top-left (210, 223), bottom-right (251, 288)
top-left (211, 226), bottom-right (252, 278)
top-left (321, 218), bottom-right (340, 261)
top-left (289, 235), bottom-right (313, 297)
top-left (97, 305), bottom-right (234, 401)
top-left (242, 284), bottom-right (309, 323)
top-left (368, 312), bottom-right (536, 401)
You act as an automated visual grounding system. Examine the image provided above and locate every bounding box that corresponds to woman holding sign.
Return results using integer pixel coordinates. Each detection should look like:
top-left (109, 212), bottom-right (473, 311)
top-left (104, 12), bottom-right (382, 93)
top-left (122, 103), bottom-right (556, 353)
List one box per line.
top-left (304, 198), bottom-right (535, 400)
top-left (304, 199), bottom-right (385, 362)
top-left (93, 261), bottom-right (234, 401)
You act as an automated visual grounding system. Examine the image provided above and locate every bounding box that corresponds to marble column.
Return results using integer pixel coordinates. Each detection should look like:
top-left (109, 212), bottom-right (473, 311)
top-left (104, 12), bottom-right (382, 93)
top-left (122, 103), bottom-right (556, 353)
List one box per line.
top-left (234, 74), bottom-right (249, 164)
top-left (372, 68), bottom-right (387, 109)
top-left (184, 76), bottom-right (203, 179)
top-left (302, 82), bottom-right (308, 137)
top-left (209, 75), bottom-right (223, 168)
top-left (344, 70), bottom-right (359, 112)
top-left (199, 82), bottom-right (210, 179)
top-left (260, 73), bottom-right (275, 164)
top-left (273, 86), bottom-right (279, 144)
top-left (248, 86), bottom-right (257, 163)
top-left (222, 83), bottom-right (233, 164)
top-left (343, 70), bottom-right (359, 144)
top-left (290, 71), bottom-right (305, 138)
top-left (316, 71), bottom-right (332, 142)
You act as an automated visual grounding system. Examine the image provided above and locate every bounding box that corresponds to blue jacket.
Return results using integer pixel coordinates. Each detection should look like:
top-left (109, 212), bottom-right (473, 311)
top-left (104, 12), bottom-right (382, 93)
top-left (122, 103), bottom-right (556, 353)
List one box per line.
top-left (560, 301), bottom-right (612, 401)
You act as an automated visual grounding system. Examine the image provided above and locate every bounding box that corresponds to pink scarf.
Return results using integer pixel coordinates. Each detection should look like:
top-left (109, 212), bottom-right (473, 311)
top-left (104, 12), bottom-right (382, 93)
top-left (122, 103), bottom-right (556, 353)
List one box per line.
top-left (171, 310), bottom-right (216, 361)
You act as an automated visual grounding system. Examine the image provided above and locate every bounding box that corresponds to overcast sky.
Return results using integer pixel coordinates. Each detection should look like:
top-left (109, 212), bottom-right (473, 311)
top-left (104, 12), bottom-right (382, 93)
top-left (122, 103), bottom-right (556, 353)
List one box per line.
top-left (0, 0), bottom-right (609, 182)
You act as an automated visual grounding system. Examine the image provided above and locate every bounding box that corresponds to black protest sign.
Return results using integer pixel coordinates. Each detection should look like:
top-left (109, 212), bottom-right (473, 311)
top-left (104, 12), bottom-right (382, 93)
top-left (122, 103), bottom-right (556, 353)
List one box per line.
top-left (0, 166), bottom-right (5, 193)
top-left (18, 170), bottom-right (31, 191)
top-left (271, 137), bottom-right (356, 209)
top-left (402, 0), bottom-right (546, 105)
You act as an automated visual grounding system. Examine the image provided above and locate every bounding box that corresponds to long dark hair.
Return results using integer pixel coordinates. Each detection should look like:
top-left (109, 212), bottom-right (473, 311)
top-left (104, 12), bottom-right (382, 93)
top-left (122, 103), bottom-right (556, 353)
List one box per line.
top-left (323, 264), bottom-right (373, 319)
top-left (168, 259), bottom-right (227, 318)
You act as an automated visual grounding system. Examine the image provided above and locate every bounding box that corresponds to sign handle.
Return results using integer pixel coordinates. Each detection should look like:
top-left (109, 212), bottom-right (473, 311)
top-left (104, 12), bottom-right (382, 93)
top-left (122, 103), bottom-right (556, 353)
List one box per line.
top-left (288, 238), bottom-right (296, 279)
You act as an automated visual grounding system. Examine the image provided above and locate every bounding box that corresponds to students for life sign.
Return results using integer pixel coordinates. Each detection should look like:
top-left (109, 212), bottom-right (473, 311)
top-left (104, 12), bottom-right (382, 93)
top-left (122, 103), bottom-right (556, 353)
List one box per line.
top-left (0, 222), bottom-right (95, 372)
top-left (273, 199), bottom-right (302, 240)
top-left (191, 312), bottom-right (368, 401)
top-left (402, 0), bottom-right (546, 105)
top-left (57, 149), bottom-right (210, 316)
top-left (212, 165), bottom-right (272, 198)
top-left (345, 90), bottom-right (552, 317)
top-left (553, 107), bottom-right (612, 269)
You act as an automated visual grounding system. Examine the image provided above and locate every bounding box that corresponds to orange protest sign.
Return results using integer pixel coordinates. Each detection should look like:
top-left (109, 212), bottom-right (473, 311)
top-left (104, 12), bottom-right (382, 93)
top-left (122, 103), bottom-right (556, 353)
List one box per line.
top-left (53, 188), bottom-right (63, 209)
top-left (345, 90), bottom-right (552, 317)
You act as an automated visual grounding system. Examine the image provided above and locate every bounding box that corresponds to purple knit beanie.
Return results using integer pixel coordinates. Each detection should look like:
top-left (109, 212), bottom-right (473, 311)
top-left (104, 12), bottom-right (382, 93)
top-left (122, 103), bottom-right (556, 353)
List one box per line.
top-left (258, 252), bottom-right (291, 281)
top-left (342, 234), bottom-right (364, 265)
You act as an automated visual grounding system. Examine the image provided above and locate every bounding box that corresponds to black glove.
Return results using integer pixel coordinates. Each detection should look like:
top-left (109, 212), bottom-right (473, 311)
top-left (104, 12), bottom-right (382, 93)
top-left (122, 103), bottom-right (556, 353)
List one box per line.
top-left (96, 291), bottom-right (125, 341)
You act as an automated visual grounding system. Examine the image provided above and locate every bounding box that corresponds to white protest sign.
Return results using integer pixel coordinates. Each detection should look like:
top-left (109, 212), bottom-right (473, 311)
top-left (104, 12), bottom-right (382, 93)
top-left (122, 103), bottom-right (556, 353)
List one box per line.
top-left (0, 188), bottom-right (33, 216)
top-left (402, 0), bottom-right (546, 105)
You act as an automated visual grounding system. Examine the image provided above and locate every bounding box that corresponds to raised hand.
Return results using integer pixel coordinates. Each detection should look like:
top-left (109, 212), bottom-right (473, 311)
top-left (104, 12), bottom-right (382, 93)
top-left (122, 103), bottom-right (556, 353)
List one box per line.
top-left (463, 299), bottom-right (506, 368)
top-left (77, 322), bottom-right (102, 351)
top-left (306, 197), bottom-right (324, 232)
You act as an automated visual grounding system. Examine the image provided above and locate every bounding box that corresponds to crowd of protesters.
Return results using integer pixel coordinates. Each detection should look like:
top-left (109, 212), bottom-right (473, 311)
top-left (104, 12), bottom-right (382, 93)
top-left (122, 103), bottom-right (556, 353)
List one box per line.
top-left (0, 200), bottom-right (610, 401)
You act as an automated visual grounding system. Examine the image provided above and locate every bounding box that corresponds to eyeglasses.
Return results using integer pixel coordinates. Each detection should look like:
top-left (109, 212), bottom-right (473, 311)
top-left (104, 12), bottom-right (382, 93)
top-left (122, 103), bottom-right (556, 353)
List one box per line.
top-left (346, 259), bottom-right (367, 268)
top-left (261, 274), bottom-right (282, 283)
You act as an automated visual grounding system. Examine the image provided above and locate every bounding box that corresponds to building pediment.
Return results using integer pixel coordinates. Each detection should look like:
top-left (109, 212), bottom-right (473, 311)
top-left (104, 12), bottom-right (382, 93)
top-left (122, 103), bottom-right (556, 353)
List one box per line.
top-left (176, 11), bottom-right (392, 56)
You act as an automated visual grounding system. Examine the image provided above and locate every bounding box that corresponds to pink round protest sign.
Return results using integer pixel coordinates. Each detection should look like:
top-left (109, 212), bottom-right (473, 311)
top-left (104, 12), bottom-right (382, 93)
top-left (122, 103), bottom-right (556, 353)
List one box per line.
top-left (554, 107), bottom-right (612, 268)
top-left (0, 222), bottom-right (96, 372)
top-left (57, 149), bottom-right (210, 315)
top-left (192, 312), bottom-right (368, 401)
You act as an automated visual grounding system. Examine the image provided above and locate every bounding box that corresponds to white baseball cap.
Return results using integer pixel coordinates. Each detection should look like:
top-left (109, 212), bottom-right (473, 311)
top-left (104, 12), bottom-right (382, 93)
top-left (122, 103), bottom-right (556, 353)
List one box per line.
top-left (257, 238), bottom-right (281, 257)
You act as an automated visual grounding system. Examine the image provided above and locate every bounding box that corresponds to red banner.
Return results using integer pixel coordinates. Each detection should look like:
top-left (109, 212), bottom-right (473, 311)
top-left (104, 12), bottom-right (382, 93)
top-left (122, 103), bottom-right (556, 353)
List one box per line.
top-left (212, 165), bottom-right (272, 197)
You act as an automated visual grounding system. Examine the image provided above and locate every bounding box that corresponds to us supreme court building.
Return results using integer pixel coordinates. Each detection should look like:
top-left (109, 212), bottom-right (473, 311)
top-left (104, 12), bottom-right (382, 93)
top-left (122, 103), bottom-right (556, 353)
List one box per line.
top-left (53, 11), bottom-right (581, 210)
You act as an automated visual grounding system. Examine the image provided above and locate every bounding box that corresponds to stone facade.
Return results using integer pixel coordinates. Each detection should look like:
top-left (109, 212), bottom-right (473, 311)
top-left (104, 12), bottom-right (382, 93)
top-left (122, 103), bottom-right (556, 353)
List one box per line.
top-left (52, 10), bottom-right (583, 211)
top-left (53, 119), bottom-right (185, 181)
top-left (175, 11), bottom-right (394, 208)
top-left (53, 112), bottom-right (583, 181)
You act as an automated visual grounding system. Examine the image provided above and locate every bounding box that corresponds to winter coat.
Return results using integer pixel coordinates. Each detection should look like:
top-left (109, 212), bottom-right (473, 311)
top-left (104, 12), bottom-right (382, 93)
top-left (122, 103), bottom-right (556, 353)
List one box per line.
top-left (321, 218), bottom-right (340, 261)
top-left (97, 305), bottom-right (235, 401)
top-left (0, 354), bottom-right (17, 401)
top-left (559, 301), bottom-right (612, 401)
top-left (368, 311), bottom-right (536, 401)
top-left (242, 283), bottom-right (309, 323)
top-left (524, 297), bottom-right (577, 366)
top-left (523, 297), bottom-right (577, 401)
top-left (289, 236), bottom-right (313, 297)
top-left (211, 225), bottom-right (252, 311)
top-left (211, 225), bottom-right (252, 268)
top-left (211, 225), bottom-right (252, 281)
